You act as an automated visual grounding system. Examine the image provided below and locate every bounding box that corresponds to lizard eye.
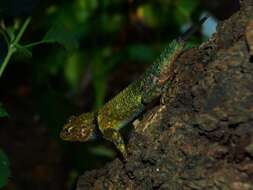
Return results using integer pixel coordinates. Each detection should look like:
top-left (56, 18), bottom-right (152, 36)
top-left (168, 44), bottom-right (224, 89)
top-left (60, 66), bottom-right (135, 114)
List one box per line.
top-left (64, 126), bottom-right (73, 133)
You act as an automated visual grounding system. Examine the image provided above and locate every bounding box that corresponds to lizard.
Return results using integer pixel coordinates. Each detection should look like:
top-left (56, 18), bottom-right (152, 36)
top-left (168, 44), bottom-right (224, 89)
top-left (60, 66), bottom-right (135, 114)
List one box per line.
top-left (60, 16), bottom-right (208, 159)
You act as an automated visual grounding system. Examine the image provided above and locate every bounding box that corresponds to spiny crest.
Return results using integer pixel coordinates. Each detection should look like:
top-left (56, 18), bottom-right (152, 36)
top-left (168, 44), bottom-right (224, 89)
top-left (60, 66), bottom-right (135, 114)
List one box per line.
top-left (158, 40), bottom-right (182, 64)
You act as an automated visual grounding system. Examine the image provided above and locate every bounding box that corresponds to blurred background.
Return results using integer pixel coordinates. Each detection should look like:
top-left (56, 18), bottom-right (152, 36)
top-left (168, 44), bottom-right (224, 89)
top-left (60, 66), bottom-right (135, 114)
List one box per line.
top-left (0, 0), bottom-right (239, 189)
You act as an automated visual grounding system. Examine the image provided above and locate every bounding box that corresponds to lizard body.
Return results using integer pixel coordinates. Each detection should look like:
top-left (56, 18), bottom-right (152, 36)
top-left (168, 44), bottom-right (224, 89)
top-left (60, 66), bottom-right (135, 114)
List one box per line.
top-left (60, 17), bottom-right (207, 158)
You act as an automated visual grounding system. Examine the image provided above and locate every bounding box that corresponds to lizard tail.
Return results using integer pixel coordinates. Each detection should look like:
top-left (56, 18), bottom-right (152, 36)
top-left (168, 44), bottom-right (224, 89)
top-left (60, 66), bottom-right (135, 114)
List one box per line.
top-left (178, 15), bottom-right (209, 43)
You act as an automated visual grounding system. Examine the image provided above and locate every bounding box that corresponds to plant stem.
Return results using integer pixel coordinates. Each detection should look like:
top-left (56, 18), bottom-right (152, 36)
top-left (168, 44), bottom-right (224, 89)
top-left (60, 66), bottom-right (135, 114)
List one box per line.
top-left (0, 47), bottom-right (14, 78)
top-left (13, 17), bottom-right (31, 44)
top-left (0, 17), bottom-right (31, 78)
top-left (23, 41), bottom-right (44, 48)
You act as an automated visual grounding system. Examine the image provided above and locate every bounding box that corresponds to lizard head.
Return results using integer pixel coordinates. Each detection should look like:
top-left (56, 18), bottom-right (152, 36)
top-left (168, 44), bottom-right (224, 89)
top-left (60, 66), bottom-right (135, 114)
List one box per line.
top-left (60, 112), bottom-right (97, 142)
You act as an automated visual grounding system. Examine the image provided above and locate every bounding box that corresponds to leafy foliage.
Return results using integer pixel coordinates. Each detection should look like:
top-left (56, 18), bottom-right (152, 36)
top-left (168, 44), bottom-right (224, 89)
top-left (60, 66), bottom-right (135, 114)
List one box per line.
top-left (15, 44), bottom-right (32, 58)
top-left (0, 103), bottom-right (8, 118)
top-left (42, 21), bottom-right (79, 51)
top-left (0, 149), bottom-right (10, 188)
top-left (174, 0), bottom-right (199, 24)
top-left (127, 45), bottom-right (156, 62)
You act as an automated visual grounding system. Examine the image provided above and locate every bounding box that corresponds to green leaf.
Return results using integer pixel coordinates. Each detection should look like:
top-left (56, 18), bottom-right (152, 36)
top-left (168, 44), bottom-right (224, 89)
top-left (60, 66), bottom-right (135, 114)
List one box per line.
top-left (89, 145), bottom-right (115, 158)
top-left (0, 103), bottom-right (8, 118)
top-left (74, 0), bottom-right (98, 22)
top-left (42, 22), bottom-right (79, 51)
top-left (15, 44), bottom-right (32, 58)
top-left (38, 49), bottom-right (67, 76)
top-left (137, 4), bottom-right (158, 27)
top-left (64, 52), bottom-right (86, 90)
top-left (100, 14), bottom-right (123, 33)
top-left (5, 27), bottom-right (15, 43)
top-left (174, 0), bottom-right (198, 24)
top-left (0, 149), bottom-right (10, 188)
top-left (179, 0), bottom-right (198, 15)
top-left (127, 44), bottom-right (156, 62)
top-left (91, 55), bottom-right (108, 109)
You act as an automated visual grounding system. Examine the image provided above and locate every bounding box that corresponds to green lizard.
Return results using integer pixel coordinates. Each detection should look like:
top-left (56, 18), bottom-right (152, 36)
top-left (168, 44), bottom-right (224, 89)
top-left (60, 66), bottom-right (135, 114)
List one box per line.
top-left (60, 17), bottom-right (208, 158)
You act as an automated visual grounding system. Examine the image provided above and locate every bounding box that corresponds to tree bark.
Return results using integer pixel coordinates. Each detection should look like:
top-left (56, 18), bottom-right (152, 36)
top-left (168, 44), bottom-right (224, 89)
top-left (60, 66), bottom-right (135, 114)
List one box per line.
top-left (77, 1), bottom-right (253, 189)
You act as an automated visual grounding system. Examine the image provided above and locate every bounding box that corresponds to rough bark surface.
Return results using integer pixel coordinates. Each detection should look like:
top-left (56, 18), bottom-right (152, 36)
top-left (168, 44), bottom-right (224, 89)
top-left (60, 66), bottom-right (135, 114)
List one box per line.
top-left (77, 1), bottom-right (253, 189)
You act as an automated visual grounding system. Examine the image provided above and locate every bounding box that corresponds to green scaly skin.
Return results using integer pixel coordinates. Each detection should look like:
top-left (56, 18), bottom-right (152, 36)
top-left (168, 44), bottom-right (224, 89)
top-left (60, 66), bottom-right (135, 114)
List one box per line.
top-left (97, 40), bottom-right (184, 157)
top-left (60, 40), bottom-right (185, 158)
top-left (60, 16), bottom-right (209, 158)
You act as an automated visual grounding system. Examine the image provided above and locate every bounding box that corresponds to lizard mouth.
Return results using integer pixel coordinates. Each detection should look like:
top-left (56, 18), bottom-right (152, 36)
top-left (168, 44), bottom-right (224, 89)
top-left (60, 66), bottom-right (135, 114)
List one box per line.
top-left (59, 124), bottom-right (76, 141)
top-left (59, 129), bottom-right (71, 141)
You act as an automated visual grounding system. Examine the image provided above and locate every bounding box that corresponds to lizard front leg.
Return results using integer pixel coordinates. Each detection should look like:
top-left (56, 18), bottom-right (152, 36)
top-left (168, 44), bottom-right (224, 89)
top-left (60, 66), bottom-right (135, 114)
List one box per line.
top-left (97, 84), bottom-right (145, 159)
top-left (103, 128), bottom-right (127, 159)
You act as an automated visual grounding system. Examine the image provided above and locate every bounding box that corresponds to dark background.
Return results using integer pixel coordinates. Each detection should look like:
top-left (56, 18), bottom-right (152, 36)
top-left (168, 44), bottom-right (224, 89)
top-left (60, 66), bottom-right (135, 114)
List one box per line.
top-left (0, 0), bottom-right (239, 189)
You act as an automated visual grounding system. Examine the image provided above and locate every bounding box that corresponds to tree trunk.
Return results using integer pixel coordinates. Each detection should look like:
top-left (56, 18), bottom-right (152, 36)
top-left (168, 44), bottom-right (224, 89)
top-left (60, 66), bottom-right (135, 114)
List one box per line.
top-left (76, 1), bottom-right (253, 189)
